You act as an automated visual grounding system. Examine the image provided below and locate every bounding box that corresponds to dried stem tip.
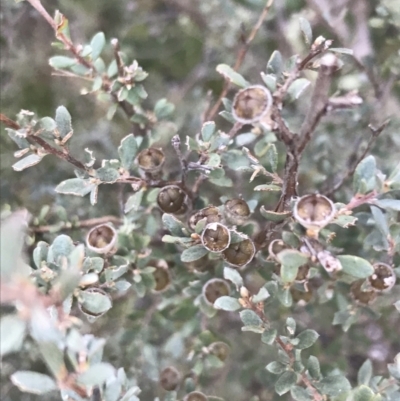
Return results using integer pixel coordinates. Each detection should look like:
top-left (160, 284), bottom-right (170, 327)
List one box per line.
top-left (232, 85), bottom-right (272, 124)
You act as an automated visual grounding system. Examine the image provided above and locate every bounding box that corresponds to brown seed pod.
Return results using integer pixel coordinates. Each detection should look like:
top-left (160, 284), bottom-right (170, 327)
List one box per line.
top-left (86, 224), bottom-right (117, 254)
top-left (291, 287), bottom-right (313, 304)
top-left (369, 263), bottom-right (396, 292)
top-left (293, 194), bottom-right (336, 237)
top-left (350, 280), bottom-right (377, 305)
top-left (208, 342), bottom-right (230, 362)
top-left (184, 391), bottom-right (208, 401)
top-left (137, 147), bottom-right (165, 173)
top-left (151, 260), bottom-right (171, 292)
top-left (202, 278), bottom-right (230, 305)
top-left (222, 234), bottom-right (256, 268)
top-left (189, 206), bottom-right (221, 231)
top-left (157, 185), bottom-right (188, 214)
top-left (201, 223), bottom-right (231, 252)
top-left (232, 85), bottom-right (272, 124)
top-left (224, 199), bottom-right (251, 225)
top-left (159, 366), bottom-right (181, 391)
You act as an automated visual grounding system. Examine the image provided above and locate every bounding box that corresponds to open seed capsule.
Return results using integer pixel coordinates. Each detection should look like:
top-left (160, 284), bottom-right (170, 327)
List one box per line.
top-left (208, 341), bottom-right (230, 362)
top-left (157, 185), bottom-right (188, 214)
top-left (232, 85), bottom-right (272, 124)
top-left (369, 263), bottom-right (396, 292)
top-left (86, 224), bottom-right (117, 254)
top-left (202, 278), bottom-right (230, 305)
top-left (350, 280), bottom-right (377, 305)
top-left (184, 392), bottom-right (208, 401)
top-left (201, 222), bottom-right (231, 252)
top-left (149, 259), bottom-right (171, 292)
top-left (224, 199), bottom-right (250, 225)
top-left (137, 147), bottom-right (165, 173)
top-left (159, 366), bottom-right (181, 391)
top-left (189, 206), bottom-right (221, 231)
top-left (293, 194), bottom-right (336, 237)
top-left (222, 234), bottom-right (256, 268)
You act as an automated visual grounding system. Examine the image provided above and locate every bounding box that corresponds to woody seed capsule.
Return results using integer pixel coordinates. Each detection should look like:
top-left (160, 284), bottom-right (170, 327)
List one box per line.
top-left (208, 341), bottom-right (230, 362)
top-left (202, 278), bottom-right (230, 305)
top-left (159, 366), bottom-right (181, 391)
top-left (86, 224), bottom-right (117, 254)
top-left (184, 392), bottom-right (208, 401)
top-left (149, 259), bottom-right (171, 292)
top-left (189, 206), bottom-right (221, 231)
top-left (137, 147), bottom-right (165, 173)
top-left (369, 263), bottom-right (396, 292)
top-left (157, 185), bottom-right (188, 214)
top-left (201, 222), bottom-right (231, 252)
top-left (293, 194), bottom-right (336, 237)
top-left (232, 85), bottom-right (272, 124)
top-left (222, 235), bottom-right (256, 268)
top-left (224, 199), bottom-right (250, 225)
top-left (350, 280), bottom-right (377, 305)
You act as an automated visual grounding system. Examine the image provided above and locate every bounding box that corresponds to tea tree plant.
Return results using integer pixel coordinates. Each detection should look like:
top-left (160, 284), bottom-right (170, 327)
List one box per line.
top-left (1, 0), bottom-right (400, 401)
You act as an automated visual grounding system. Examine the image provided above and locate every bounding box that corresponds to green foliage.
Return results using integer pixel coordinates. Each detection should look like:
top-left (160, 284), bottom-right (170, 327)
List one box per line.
top-left (1, 1), bottom-right (400, 401)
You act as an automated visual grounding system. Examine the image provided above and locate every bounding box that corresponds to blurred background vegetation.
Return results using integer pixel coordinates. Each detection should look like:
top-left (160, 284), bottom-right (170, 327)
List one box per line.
top-left (1, 0), bottom-right (399, 400)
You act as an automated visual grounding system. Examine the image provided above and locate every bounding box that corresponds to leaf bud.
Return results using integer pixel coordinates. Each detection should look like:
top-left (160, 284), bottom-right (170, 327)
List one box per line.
top-left (189, 206), bottom-right (221, 231)
top-left (201, 222), bottom-right (231, 252)
top-left (222, 233), bottom-right (256, 268)
top-left (224, 198), bottom-right (251, 225)
top-left (232, 85), bottom-right (272, 124)
top-left (157, 185), bottom-right (188, 214)
top-left (159, 366), bottom-right (181, 391)
top-left (202, 278), bottom-right (230, 305)
top-left (293, 194), bottom-right (336, 237)
top-left (368, 263), bottom-right (396, 292)
top-left (86, 224), bottom-right (117, 254)
top-left (137, 147), bottom-right (165, 173)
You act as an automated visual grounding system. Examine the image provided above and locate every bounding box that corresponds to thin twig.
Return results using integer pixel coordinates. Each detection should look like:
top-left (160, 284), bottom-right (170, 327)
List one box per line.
top-left (31, 215), bottom-right (123, 234)
top-left (323, 121), bottom-right (388, 197)
top-left (205, 0), bottom-right (274, 121)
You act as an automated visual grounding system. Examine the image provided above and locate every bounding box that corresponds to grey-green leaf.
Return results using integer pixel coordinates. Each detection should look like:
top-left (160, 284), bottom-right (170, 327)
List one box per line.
top-left (299, 18), bottom-right (313, 44)
top-left (307, 356), bottom-right (321, 380)
top-left (295, 330), bottom-right (319, 349)
top-left (317, 375), bottom-right (351, 396)
top-left (223, 266), bottom-right (243, 289)
top-left (90, 32), bottom-right (106, 60)
top-left (96, 167), bottom-right (120, 183)
top-left (353, 156), bottom-right (376, 194)
top-left (118, 134), bottom-right (138, 170)
top-left (261, 328), bottom-right (277, 345)
top-left (275, 371), bottom-right (297, 395)
top-left (214, 296), bottom-right (241, 311)
top-left (266, 361), bottom-right (286, 375)
top-left (288, 78), bottom-right (310, 101)
top-left (0, 315), bottom-right (26, 356)
top-left (11, 371), bottom-right (57, 394)
top-left (201, 121), bottom-right (216, 142)
top-left (181, 245), bottom-right (208, 263)
top-left (55, 106), bottom-right (72, 139)
top-left (162, 213), bottom-right (186, 236)
top-left (239, 309), bottom-right (263, 327)
top-left (216, 64), bottom-right (249, 88)
top-left (277, 249), bottom-right (309, 283)
top-left (337, 255), bottom-right (374, 278)
top-left (55, 178), bottom-right (96, 196)
top-left (291, 386), bottom-right (312, 401)
top-left (124, 190), bottom-right (144, 213)
top-left (13, 154), bottom-right (43, 171)
top-left (267, 50), bottom-right (283, 76)
top-left (78, 362), bottom-right (115, 386)
top-left (49, 56), bottom-right (77, 69)
top-left (358, 359), bottom-right (373, 386)
top-left (80, 289), bottom-right (112, 315)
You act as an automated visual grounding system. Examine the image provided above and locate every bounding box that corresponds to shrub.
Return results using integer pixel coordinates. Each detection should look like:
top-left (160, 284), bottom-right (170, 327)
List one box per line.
top-left (1, 0), bottom-right (399, 400)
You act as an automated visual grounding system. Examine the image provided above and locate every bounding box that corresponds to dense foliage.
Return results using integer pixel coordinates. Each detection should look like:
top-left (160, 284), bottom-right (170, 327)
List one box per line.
top-left (1, 1), bottom-right (400, 401)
